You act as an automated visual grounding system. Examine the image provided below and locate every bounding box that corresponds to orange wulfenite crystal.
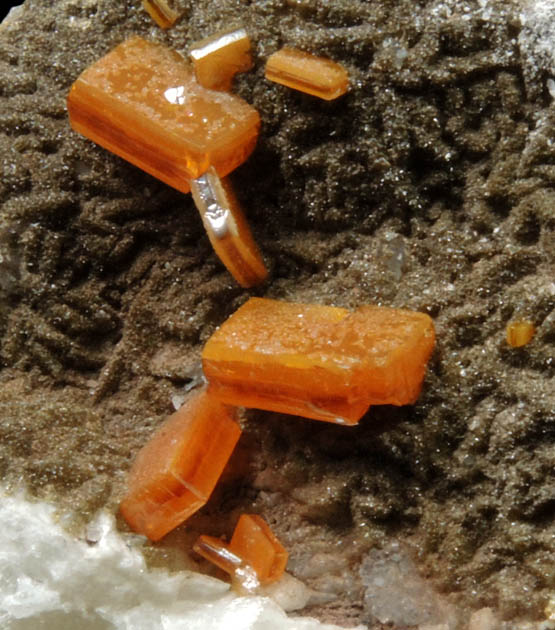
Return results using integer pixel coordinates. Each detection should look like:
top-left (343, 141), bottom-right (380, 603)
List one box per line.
top-left (190, 167), bottom-right (267, 288)
top-left (190, 27), bottom-right (253, 91)
top-left (194, 514), bottom-right (288, 589)
top-left (506, 319), bottom-right (535, 347)
top-left (120, 388), bottom-right (241, 541)
top-left (265, 47), bottom-right (349, 100)
top-left (202, 298), bottom-right (435, 425)
top-left (142, 0), bottom-right (180, 29)
top-left (67, 37), bottom-right (260, 194)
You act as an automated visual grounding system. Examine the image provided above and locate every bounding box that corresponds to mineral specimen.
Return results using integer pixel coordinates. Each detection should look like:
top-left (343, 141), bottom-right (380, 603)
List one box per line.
top-left (265, 48), bottom-right (349, 100)
top-left (141, 0), bottom-right (180, 29)
top-left (194, 514), bottom-right (288, 588)
top-left (189, 27), bottom-right (253, 91)
top-left (67, 37), bottom-right (260, 194)
top-left (120, 388), bottom-right (241, 541)
top-left (506, 320), bottom-right (535, 347)
top-left (190, 167), bottom-right (268, 287)
top-left (202, 298), bottom-right (435, 424)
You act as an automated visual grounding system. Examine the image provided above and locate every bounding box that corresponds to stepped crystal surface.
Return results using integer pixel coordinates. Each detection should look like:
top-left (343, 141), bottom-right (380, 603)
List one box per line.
top-left (67, 37), bottom-right (260, 193)
top-left (190, 167), bottom-right (268, 287)
top-left (265, 48), bottom-right (349, 100)
top-left (190, 27), bottom-right (253, 91)
top-left (120, 388), bottom-right (241, 541)
top-left (202, 298), bottom-right (435, 424)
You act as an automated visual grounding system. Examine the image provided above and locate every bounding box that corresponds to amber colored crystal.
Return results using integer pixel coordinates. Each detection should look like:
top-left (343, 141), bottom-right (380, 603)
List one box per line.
top-left (190, 27), bottom-right (253, 91)
top-left (202, 298), bottom-right (435, 424)
top-left (67, 37), bottom-right (260, 194)
top-left (265, 47), bottom-right (349, 100)
top-left (230, 514), bottom-right (288, 584)
top-left (119, 388), bottom-right (241, 541)
top-left (194, 514), bottom-right (288, 588)
top-left (190, 167), bottom-right (268, 287)
top-left (142, 0), bottom-right (180, 29)
top-left (506, 320), bottom-right (535, 347)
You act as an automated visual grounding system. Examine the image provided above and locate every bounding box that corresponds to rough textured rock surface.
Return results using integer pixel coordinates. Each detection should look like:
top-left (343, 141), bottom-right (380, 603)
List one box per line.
top-left (0, 0), bottom-right (553, 627)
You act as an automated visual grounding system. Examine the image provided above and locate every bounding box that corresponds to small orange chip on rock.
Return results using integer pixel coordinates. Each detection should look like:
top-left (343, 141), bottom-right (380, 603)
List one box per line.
top-left (190, 27), bottom-right (253, 91)
top-left (202, 298), bottom-right (435, 425)
top-left (67, 37), bottom-right (260, 193)
top-left (190, 167), bottom-right (267, 288)
top-left (142, 0), bottom-right (180, 29)
top-left (120, 388), bottom-right (241, 541)
top-left (265, 47), bottom-right (349, 100)
top-left (506, 319), bottom-right (535, 347)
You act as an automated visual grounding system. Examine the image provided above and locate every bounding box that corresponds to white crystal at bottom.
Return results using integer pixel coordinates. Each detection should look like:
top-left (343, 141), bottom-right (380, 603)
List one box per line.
top-left (0, 491), bottom-right (357, 630)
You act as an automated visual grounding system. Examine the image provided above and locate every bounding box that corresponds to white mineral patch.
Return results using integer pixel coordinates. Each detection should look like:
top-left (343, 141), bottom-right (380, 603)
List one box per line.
top-left (0, 493), bottom-right (362, 630)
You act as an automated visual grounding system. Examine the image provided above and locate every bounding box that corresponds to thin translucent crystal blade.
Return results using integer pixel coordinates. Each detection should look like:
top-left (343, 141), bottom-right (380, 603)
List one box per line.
top-left (193, 535), bottom-right (243, 574)
top-left (265, 47), bottom-right (349, 100)
top-left (190, 167), bottom-right (268, 287)
top-left (119, 388), bottom-right (241, 541)
top-left (190, 27), bottom-right (253, 91)
top-left (202, 298), bottom-right (435, 424)
top-left (67, 37), bottom-right (260, 193)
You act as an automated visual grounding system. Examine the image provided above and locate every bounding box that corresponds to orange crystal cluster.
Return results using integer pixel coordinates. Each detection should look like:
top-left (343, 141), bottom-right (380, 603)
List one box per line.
top-left (67, 37), bottom-right (260, 194)
top-left (203, 297), bottom-right (436, 425)
top-left (189, 27), bottom-right (253, 91)
top-left (265, 47), bottom-right (349, 100)
top-left (194, 514), bottom-right (288, 588)
top-left (120, 388), bottom-right (241, 541)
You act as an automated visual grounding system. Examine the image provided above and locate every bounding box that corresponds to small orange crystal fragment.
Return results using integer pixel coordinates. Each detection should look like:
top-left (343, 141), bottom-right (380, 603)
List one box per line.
top-left (202, 298), bottom-right (435, 424)
top-left (142, 0), bottom-right (180, 29)
top-left (190, 27), bottom-right (253, 91)
top-left (265, 47), bottom-right (349, 100)
top-left (190, 167), bottom-right (268, 287)
top-left (194, 514), bottom-right (288, 588)
top-left (506, 319), bottom-right (535, 347)
top-left (120, 388), bottom-right (241, 541)
top-left (67, 37), bottom-right (260, 193)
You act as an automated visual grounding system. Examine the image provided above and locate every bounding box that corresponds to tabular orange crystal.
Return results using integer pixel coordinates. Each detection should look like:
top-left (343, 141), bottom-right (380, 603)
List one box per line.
top-left (202, 298), bottom-right (435, 425)
top-left (506, 320), bottom-right (535, 347)
top-left (265, 47), bottom-right (349, 100)
top-left (67, 37), bottom-right (260, 194)
top-left (190, 167), bottom-right (268, 288)
top-left (190, 27), bottom-right (253, 91)
top-left (119, 388), bottom-right (241, 541)
top-left (193, 514), bottom-right (288, 589)
top-left (142, 0), bottom-right (180, 29)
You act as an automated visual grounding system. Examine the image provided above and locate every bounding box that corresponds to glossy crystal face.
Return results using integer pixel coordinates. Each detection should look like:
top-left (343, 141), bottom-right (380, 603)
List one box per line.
top-left (67, 37), bottom-right (260, 193)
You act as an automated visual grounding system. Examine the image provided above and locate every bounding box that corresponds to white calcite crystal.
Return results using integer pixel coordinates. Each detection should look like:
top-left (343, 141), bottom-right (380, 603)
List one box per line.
top-left (0, 493), bottom-right (361, 630)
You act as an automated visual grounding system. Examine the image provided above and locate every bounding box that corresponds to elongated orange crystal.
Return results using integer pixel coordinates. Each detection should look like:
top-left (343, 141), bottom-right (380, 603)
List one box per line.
top-left (190, 27), bottom-right (253, 91)
top-left (67, 37), bottom-right (260, 193)
top-left (202, 298), bottom-right (435, 424)
top-left (120, 388), bottom-right (241, 541)
top-left (194, 514), bottom-right (288, 588)
top-left (265, 47), bottom-right (349, 100)
top-left (190, 167), bottom-right (267, 287)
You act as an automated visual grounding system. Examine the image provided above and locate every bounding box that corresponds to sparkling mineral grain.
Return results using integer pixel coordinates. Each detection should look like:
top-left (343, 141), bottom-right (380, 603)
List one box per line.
top-left (120, 388), bottom-right (241, 541)
top-left (202, 298), bottom-right (435, 424)
top-left (190, 167), bottom-right (267, 287)
top-left (67, 37), bottom-right (260, 193)
top-left (265, 47), bottom-right (349, 100)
